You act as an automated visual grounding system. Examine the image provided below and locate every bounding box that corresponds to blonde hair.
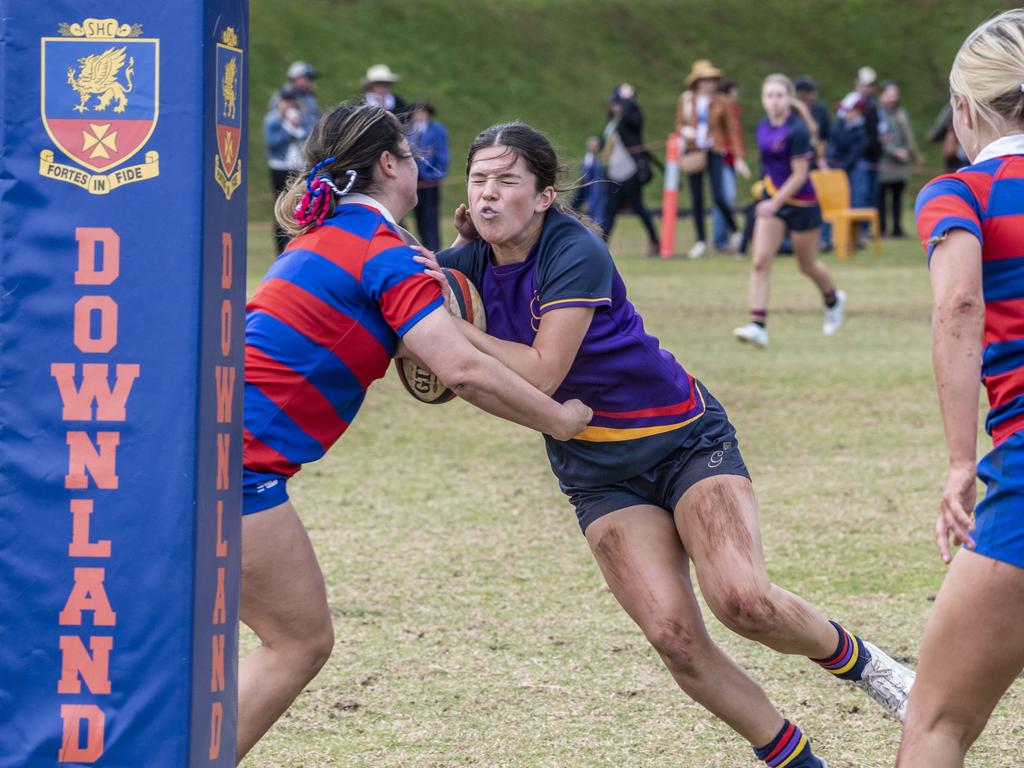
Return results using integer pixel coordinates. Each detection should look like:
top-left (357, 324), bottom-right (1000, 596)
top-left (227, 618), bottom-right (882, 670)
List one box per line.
top-left (274, 102), bottom-right (409, 238)
top-left (762, 73), bottom-right (819, 148)
top-left (949, 9), bottom-right (1024, 133)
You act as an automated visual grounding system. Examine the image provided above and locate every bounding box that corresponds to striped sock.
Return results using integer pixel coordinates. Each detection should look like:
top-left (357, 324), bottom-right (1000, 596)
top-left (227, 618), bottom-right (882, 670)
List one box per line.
top-left (810, 619), bottom-right (872, 681)
top-left (751, 308), bottom-right (767, 328)
top-left (754, 720), bottom-right (824, 768)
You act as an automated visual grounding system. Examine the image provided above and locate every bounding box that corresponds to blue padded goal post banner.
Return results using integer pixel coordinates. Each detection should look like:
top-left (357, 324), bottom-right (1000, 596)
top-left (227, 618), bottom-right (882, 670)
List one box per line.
top-left (0, 1), bottom-right (247, 765)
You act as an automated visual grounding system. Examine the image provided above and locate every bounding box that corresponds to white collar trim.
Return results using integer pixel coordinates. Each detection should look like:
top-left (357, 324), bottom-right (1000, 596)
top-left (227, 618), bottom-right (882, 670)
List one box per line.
top-left (974, 133), bottom-right (1024, 164)
top-left (338, 193), bottom-right (397, 225)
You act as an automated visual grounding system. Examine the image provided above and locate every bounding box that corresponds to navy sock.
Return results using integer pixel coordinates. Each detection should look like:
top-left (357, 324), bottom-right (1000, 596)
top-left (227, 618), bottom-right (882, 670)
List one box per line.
top-left (810, 619), bottom-right (872, 681)
top-left (754, 720), bottom-right (825, 767)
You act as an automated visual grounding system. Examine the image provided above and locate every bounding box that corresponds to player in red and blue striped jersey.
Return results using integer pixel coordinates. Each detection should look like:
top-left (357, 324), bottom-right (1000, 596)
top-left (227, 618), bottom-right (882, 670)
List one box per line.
top-left (422, 122), bottom-right (914, 768)
top-left (237, 104), bottom-right (592, 759)
top-left (901, 10), bottom-right (1024, 767)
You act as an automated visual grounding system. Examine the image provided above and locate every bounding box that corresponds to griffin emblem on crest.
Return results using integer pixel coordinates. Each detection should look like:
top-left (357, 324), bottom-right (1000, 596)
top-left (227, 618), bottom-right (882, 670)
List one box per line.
top-left (67, 46), bottom-right (135, 113)
top-left (222, 57), bottom-right (238, 120)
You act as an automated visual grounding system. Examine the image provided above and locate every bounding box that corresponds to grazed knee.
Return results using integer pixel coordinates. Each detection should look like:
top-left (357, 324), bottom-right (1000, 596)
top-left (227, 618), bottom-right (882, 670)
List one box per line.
top-left (708, 584), bottom-right (781, 638)
top-left (643, 615), bottom-right (706, 678)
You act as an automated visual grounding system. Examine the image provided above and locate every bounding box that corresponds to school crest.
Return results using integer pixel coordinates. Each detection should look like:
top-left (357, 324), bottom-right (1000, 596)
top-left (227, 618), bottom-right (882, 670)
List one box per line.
top-left (39, 19), bottom-right (159, 194)
top-left (214, 26), bottom-right (243, 199)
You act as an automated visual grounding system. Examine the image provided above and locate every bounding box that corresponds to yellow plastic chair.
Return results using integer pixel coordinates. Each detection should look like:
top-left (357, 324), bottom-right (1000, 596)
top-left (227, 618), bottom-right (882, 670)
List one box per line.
top-left (810, 168), bottom-right (881, 259)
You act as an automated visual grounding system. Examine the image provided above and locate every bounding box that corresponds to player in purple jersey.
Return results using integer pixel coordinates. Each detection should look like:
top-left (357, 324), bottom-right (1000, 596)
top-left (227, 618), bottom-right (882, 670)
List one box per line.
top-left (734, 74), bottom-right (846, 349)
top-left (237, 104), bottom-right (592, 760)
top-left (899, 11), bottom-right (1024, 767)
top-left (418, 122), bottom-right (913, 768)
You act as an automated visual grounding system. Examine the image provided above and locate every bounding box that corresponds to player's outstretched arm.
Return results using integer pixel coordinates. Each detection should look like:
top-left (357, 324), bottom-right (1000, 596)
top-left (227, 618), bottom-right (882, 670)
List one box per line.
top-left (453, 307), bottom-right (593, 396)
top-left (930, 229), bottom-right (984, 562)
top-left (413, 247), bottom-right (593, 395)
top-left (403, 307), bottom-right (592, 441)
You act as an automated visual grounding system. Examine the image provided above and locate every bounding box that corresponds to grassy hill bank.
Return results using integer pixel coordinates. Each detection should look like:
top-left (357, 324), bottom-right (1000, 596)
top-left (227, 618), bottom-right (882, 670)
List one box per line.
top-left (247, 0), bottom-right (1015, 221)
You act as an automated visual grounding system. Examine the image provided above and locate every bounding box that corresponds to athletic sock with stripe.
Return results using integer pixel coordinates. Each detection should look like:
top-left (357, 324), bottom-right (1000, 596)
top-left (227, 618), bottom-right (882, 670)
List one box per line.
top-left (810, 619), bottom-right (872, 681)
top-left (754, 720), bottom-right (825, 768)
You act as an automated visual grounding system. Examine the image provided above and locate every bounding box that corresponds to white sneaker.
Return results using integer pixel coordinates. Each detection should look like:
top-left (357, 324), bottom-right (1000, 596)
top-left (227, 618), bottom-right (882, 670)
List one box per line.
top-left (728, 230), bottom-right (744, 252)
top-left (853, 641), bottom-right (916, 722)
top-left (734, 322), bottom-right (769, 348)
top-left (687, 241), bottom-right (707, 259)
top-left (823, 289), bottom-right (846, 336)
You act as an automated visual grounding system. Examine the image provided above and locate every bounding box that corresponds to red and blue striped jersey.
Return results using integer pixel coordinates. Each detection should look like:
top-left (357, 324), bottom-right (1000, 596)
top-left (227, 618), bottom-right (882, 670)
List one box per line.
top-left (916, 149), bottom-right (1024, 445)
top-left (244, 202), bottom-right (443, 477)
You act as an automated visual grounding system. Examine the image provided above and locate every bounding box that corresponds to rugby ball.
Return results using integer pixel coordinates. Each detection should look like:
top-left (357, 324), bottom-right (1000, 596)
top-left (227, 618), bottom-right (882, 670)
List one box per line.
top-left (395, 268), bottom-right (486, 404)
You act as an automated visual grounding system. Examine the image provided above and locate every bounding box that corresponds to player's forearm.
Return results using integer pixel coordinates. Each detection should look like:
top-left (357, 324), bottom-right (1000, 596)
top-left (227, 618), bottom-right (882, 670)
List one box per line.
top-left (932, 295), bottom-right (984, 466)
top-left (455, 320), bottom-right (558, 393)
top-left (448, 353), bottom-right (572, 438)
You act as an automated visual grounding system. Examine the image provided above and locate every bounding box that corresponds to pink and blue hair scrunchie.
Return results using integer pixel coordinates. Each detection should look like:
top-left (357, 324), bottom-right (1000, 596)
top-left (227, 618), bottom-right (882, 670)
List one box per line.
top-left (293, 157), bottom-right (357, 229)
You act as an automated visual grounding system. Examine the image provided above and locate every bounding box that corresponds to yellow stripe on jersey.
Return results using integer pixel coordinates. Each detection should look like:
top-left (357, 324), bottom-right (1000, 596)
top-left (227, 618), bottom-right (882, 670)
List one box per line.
top-left (763, 175), bottom-right (817, 207)
top-left (539, 297), bottom-right (612, 311)
top-left (573, 410), bottom-right (705, 442)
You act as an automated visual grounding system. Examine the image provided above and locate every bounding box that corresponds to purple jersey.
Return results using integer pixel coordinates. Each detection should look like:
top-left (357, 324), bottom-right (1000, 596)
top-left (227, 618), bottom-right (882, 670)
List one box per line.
top-left (756, 112), bottom-right (816, 204)
top-left (439, 209), bottom-right (706, 487)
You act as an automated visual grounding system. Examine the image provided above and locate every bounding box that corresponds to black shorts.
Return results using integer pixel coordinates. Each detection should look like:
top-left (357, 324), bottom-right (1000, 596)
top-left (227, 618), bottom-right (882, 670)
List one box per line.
top-left (559, 388), bottom-right (750, 533)
top-left (775, 202), bottom-right (822, 232)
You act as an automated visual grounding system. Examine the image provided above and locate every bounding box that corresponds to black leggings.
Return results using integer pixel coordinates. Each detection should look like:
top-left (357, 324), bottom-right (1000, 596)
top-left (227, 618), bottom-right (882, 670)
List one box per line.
top-left (602, 172), bottom-right (659, 246)
top-left (688, 151), bottom-right (736, 244)
top-left (878, 180), bottom-right (906, 236)
top-left (270, 168), bottom-right (292, 254)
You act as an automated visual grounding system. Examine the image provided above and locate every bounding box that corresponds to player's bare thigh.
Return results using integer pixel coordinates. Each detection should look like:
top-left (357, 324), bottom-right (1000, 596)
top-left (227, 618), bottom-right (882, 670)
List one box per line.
top-left (901, 549), bottom-right (1024, 762)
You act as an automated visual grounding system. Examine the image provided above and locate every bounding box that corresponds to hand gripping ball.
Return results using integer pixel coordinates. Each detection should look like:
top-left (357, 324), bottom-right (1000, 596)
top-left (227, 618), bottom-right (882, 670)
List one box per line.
top-left (395, 268), bottom-right (486, 404)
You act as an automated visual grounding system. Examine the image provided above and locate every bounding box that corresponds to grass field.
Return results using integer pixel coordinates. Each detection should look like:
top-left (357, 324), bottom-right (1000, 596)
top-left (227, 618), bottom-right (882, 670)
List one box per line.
top-left (240, 216), bottom-right (1019, 767)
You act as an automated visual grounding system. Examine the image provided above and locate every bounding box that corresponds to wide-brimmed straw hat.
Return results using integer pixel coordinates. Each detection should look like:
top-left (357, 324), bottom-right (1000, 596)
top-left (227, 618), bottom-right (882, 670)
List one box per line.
top-left (361, 64), bottom-right (400, 89)
top-left (685, 59), bottom-right (723, 88)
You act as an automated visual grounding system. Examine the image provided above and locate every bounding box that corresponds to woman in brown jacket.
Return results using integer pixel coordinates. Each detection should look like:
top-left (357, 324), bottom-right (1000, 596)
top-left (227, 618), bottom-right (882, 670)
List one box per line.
top-left (677, 60), bottom-right (750, 258)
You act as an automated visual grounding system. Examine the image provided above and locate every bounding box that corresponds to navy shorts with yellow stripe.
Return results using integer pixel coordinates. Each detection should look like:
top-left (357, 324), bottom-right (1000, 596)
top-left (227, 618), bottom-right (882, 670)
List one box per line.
top-left (559, 387), bottom-right (750, 533)
top-left (972, 431), bottom-right (1024, 569)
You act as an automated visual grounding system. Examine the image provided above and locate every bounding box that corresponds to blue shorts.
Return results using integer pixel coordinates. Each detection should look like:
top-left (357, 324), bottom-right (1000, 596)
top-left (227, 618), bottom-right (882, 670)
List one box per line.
top-left (559, 388), bottom-right (750, 533)
top-left (972, 432), bottom-right (1024, 569)
top-left (242, 468), bottom-right (290, 515)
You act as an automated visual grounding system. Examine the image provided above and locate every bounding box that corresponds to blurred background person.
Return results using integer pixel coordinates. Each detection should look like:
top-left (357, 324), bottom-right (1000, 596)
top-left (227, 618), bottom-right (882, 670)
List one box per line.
top-left (850, 66), bottom-right (882, 218)
top-left (794, 75), bottom-right (832, 160)
top-left (712, 79), bottom-right (750, 253)
top-left (408, 101), bottom-right (449, 251)
top-left (361, 63), bottom-right (408, 115)
top-left (570, 135), bottom-right (608, 227)
top-left (926, 103), bottom-right (969, 171)
top-left (828, 92), bottom-right (869, 181)
top-left (735, 74), bottom-right (844, 349)
top-left (795, 75), bottom-right (834, 250)
top-left (676, 60), bottom-right (747, 259)
top-left (599, 83), bottom-right (659, 254)
top-left (269, 60), bottom-right (321, 128)
top-left (264, 86), bottom-right (309, 254)
top-left (878, 80), bottom-right (919, 237)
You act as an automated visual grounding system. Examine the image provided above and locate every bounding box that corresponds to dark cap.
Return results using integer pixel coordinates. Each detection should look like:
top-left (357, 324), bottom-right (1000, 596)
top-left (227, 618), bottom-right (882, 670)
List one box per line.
top-left (278, 86), bottom-right (301, 102)
top-left (793, 75), bottom-right (818, 93)
top-left (410, 100), bottom-right (435, 115)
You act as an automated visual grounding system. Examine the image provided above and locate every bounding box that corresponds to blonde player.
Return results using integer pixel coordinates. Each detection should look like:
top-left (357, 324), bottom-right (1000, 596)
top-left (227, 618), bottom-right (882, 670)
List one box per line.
top-left (901, 9), bottom-right (1024, 767)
